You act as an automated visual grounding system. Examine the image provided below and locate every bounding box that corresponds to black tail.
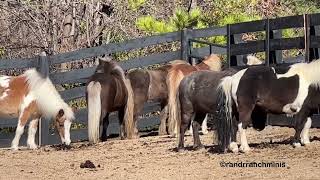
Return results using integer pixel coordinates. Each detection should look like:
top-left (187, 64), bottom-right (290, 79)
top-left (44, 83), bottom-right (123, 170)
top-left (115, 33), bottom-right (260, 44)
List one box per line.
top-left (216, 77), bottom-right (234, 152)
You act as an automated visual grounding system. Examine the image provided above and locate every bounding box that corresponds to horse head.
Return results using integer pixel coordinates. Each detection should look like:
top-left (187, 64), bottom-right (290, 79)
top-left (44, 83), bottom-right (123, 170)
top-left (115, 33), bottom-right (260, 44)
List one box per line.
top-left (54, 106), bottom-right (75, 145)
top-left (201, 54), bottom-right (222, 71)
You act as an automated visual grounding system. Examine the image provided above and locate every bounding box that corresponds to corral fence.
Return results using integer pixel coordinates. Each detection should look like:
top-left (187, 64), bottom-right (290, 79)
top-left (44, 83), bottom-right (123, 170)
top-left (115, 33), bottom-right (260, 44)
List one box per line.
top-left (0, 13), bottom-right (320, 148)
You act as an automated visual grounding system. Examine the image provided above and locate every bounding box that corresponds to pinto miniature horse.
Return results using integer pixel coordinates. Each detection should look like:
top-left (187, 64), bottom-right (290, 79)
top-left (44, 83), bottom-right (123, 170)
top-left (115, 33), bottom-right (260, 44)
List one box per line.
top-left (126, 60), bottom-right (189, 136)
top-left (166, 54), bottom-right (222, 136)
top-left (86, 57), bottom-right (134, 143)
top-left (217, 59), bottom-right (320, 153)
top-left (0, 69), bottom-right (75, 150)
top-left (176, 55), bottom-right (262, 151)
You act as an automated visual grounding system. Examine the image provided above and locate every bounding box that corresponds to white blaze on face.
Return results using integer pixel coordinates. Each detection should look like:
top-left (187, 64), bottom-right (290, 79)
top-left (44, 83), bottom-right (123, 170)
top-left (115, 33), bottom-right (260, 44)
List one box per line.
top-left (0, 76), bottom-right (11, 100)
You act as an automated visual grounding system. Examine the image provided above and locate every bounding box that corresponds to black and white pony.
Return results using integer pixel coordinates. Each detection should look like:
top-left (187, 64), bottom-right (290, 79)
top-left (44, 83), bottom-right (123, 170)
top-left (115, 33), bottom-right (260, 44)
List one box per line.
top-left (175, 55), bottom-right (262, 151)
top-left (216, 59), bottom-right (320, 153)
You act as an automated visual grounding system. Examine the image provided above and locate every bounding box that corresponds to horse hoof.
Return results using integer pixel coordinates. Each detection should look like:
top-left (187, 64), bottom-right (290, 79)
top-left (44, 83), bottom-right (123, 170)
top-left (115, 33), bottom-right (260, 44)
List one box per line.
top-left (302, 142), bottom-right (310, 146)
top-left (293, 142), bottom-right (302, 148)
top-left (175, 147), bottom-right (185, 152)
top-left (11, 146), bottom-right (19, 151)
top-left (28, 144), bottom-right (38, 150)
top-left (239, 145), bottom-right (251, 153)
top-left (202, 130), bottom-right (209, 135)
top-left (228, 142), bottom-right (239, 153)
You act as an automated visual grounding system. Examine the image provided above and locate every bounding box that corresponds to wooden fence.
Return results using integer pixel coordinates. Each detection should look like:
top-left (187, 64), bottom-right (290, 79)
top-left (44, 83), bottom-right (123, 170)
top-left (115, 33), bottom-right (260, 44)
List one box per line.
top-left (0, 13), bottom-right (320, 147)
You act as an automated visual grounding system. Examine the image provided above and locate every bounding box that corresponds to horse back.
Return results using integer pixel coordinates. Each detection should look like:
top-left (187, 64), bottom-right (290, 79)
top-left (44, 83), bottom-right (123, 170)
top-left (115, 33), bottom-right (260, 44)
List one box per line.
top-left (0, 75), bottom-right (29, 117)
top-left (127, 69), bottom-right (150, 100)
top-left (179, 70), bottom-right (234, 114)
top-left (237, 66), bottom-right (299, 113)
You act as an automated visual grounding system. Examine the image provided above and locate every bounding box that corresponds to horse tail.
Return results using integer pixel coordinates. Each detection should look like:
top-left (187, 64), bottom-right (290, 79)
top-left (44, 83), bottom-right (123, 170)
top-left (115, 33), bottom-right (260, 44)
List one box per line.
top-left (175, 85), bottom-right (182, 140)
top-left (167, 70), bottom-right (182, 136)
top-left (123, 77), bottom-right (135, 139)
top-left (87, 81), bottom-right (102, 143)
top-left (216, 76), bottom-right (234, 152)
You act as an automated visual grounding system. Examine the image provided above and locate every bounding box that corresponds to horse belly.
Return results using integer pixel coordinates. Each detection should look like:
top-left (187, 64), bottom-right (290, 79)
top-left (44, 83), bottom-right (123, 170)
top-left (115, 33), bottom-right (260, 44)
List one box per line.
top-left (0, 99), bottom-right (19, 118)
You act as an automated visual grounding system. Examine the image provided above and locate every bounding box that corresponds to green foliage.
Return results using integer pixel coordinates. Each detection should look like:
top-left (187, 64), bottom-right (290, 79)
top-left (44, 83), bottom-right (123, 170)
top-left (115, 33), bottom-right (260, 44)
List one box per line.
top-left (136, 8), bottom-right (206, 34)
top-left (128, 0), bottom-right (146, 10)
top-left (281, 0), bottom-right (320, 15)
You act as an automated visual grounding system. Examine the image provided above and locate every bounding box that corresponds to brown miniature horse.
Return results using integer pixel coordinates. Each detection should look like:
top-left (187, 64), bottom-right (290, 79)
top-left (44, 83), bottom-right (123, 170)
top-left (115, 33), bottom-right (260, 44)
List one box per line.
top-left (86, 57), bottom-right (134, 143)
top-left (125, 60), bottom-right (189, 137)
top-left (166, 54), bottom-right (222, 135)
top-left (0, 69), bottom-right (75, 150)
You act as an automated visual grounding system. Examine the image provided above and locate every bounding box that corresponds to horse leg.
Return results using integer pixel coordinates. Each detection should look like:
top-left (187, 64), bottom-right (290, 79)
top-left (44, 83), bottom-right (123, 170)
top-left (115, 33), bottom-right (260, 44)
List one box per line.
top-left (177, 112), bottom-right (193, 151)
top-left (192, 113), bottom-right (206, 150)
top-left (11, 109), bottom-right (32, 150)
top-left (100, 112), bottom-right (109, 142)
top-left (118, 109), bottom-right (126, 139)
top-left (159, 103), bottom-right (169, 135)
top-left (27, 117), bottom-right (39, 149)
top-left (292, 109), bottom-right (310, 147)
top-left (228, 114), bottom-right (239, 153)
top-left (186, 114), bottom-right (195, 136)
top-left (201, 114), bottom-right (209, 135)
top-left (300, 117), bottom-right (312, 146)
top-left (238, 101), bottom-right (255, 153)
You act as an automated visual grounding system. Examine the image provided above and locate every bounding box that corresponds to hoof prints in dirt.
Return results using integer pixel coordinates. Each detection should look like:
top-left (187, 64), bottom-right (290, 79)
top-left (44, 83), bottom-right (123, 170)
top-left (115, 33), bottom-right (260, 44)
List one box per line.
top-left (80, 160), bottom-right (100, 169)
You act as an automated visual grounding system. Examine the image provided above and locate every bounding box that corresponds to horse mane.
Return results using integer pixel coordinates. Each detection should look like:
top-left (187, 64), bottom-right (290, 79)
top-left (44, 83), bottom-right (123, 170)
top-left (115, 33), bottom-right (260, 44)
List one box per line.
top-left (199, 54), bottom-right (222, 71)
top-left (23, 68), bottom-right (74, 120)
top-left (98, 57), bottom-right (126, 80)
top-left (246, 55), bottom-right (263, 65)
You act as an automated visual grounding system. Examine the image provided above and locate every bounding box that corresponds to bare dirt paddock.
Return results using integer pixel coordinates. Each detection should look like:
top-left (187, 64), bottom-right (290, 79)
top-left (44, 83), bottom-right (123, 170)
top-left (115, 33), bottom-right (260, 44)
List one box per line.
top-left (1, 126), bottom-right (320, 180)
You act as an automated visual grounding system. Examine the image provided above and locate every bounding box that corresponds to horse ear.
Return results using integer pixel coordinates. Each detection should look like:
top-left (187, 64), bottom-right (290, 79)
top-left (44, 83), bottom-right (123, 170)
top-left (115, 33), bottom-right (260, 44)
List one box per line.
top-left (58, 109), bottom-right (64, 117)
top-left (71, 106), bottom-right (77, 112)
top-left (98, 58), bottom-right (104, 65)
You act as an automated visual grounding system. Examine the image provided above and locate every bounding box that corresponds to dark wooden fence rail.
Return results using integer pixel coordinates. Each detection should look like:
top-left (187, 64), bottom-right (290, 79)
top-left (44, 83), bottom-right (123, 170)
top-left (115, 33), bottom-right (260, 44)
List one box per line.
top-left (1, 13), bottom-right (320, 148)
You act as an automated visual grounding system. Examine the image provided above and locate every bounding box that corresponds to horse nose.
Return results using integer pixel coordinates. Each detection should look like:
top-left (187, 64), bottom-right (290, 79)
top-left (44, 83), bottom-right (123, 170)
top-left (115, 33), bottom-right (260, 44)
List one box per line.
top-left (290, 107), bottom-right (297, 113)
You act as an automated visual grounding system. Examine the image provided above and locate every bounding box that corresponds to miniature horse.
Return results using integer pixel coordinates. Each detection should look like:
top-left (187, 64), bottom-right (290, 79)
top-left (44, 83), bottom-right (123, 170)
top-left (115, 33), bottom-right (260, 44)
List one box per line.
top-left (0, 69), bottom-right (75, 150)
top-left (176, 70), bottom-right (237, 151)
top-left (167, 54), bottom-right (222, 135)
top-left (86, 57), bottom-right (134, 143)
top-left (176, 55), bottom-right (262, 151)
top-left (126, 60), bottom-right (188, 136)
top-left (217, 59), bottom-right (320, 153)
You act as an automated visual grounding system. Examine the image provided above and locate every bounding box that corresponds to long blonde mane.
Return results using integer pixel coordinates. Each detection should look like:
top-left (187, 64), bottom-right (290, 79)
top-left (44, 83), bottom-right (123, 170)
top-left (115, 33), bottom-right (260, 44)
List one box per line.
top-left (202, 54), bottom-right (222, 71)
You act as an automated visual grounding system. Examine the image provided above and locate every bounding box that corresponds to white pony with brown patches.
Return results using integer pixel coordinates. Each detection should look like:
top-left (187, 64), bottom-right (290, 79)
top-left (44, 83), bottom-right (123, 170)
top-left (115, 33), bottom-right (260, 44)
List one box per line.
top-left (0, 68), bottom-right (74, 150)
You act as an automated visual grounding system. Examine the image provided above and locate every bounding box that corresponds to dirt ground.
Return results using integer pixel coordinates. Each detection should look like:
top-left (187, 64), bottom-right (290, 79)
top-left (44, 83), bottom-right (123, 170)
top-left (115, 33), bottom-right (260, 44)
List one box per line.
top-left (1, 126), bottom-right (320, 180)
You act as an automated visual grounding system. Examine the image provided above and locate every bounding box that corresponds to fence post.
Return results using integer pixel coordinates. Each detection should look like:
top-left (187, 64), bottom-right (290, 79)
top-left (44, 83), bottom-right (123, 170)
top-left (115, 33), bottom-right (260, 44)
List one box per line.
top-left (270, 30), bottom-right (283, 64)
top-left (304, 14), bottom-right (310, 62)
top-left (227, 24), bottom-right (231, 67)
top-left (37, 52), bottom-right (50, 146)
top-left (265, 18), bottom-right (270, 66)
top-left (181, 28), bottom-right (193, 64)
